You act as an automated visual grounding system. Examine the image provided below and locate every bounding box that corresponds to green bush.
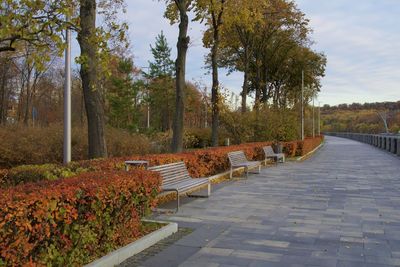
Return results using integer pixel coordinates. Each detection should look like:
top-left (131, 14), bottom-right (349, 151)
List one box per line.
top-left (2, 164), bottom-right (92, 187)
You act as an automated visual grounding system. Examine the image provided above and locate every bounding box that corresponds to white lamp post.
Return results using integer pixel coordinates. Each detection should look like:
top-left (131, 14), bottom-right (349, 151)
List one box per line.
top-left (318, 101), bottom-right (321, 136)
top-left (64, 18), bottom-right (72, 165)
top-left (312, 95), bottom-right (315, 138)
top-left (301, 70), bottom-right (304, 141)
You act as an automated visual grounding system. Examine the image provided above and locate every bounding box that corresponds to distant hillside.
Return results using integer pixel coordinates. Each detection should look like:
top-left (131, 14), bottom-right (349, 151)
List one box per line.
top-left (321, 101), bottom-right (400, 134)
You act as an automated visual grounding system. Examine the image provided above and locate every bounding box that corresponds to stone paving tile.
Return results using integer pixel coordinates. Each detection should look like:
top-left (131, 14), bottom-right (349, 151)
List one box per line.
top-left (131, 136), bottom-right (400, 266)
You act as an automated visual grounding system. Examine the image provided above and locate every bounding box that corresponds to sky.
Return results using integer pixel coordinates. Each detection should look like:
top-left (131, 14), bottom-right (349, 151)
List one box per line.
top-left (121, 0), bottom-right (400, 106)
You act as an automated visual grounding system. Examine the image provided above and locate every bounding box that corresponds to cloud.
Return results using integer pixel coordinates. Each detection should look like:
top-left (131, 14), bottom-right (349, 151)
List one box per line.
top-left (123, 0), bottom-right (245, 95)
top-left (296, 0), bottom-right (400, 105)
top-left (120, 0), bottom-right (400, 106)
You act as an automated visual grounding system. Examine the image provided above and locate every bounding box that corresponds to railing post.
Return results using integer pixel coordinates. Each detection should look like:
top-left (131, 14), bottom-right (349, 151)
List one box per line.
top-left (397, 138), bottom-right (400, 156)
top-left (391, 138), bottom-right (396, 154)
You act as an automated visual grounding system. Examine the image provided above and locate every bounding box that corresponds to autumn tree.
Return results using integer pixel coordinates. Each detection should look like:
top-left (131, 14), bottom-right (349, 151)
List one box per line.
top-left (1, 0), bottom-right (129, 159)
top-left (77, 0), bottom-right (107, 158)
top-left (163, 0), bottom-right (193, 152)
top-left (0, 0), bottom-right (72, 62)
top-left (218, 0), bottom-right (266, 113)
top-left (194, 0), bottom-right (227, 146)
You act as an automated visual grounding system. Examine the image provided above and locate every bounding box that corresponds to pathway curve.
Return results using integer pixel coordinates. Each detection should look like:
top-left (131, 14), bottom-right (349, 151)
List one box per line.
top-left (134, 136), bottom-right (400, 267)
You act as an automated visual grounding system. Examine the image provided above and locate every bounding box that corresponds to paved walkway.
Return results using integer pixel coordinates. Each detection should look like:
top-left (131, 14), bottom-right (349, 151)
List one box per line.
top-left (139, 136), bottom-right (400, 267)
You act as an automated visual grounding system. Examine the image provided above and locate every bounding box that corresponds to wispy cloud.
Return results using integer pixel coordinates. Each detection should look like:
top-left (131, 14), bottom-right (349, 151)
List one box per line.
top-left (296, 0), bottom-right (400, 105)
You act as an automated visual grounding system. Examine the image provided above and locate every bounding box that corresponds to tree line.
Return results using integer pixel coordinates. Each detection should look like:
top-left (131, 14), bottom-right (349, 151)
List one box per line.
top-left (321, 101), bottom-right (400, 134)
top-left (0, 0), bottom-right (326, 159)
top-left (322, 101), bottom-right (400, 112)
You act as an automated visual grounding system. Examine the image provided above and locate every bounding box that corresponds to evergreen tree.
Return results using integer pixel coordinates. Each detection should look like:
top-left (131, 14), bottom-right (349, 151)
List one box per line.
top-left (147, 32), bottom-right (176, 132)
top-left (108, 58), bottom-right (141, 131)
top-left (148, 31), bottom-right (175, 79)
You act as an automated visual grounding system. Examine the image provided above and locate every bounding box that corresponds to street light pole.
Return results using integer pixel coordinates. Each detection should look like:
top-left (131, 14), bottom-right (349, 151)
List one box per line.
top-left (147, 86), bottom-right (150, 129)
top-left (312, 95), bottom-right (315, 138)
top-left (318, 101), bottom-right (321, 136)
top-left (204, 86), bottom-right (208, 128)
top-left (140, 67), bottom-right (151, 130)
top-left (63, 17), bottom-right (71, 165)
top-left (301, 70), bottom-right (304, 141)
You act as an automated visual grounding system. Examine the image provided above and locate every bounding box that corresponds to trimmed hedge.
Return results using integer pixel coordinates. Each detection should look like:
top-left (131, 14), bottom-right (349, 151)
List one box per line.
top-left (0, 136), bottom-right (324, 187)
top-left (0, 170), bottom-right (161, 266)
top-left (85, 137), bottom-right (324, 178)
top-left (0, 136), bottom-right (324, 266)
top-left (299, 136), bottom-right (324, 155)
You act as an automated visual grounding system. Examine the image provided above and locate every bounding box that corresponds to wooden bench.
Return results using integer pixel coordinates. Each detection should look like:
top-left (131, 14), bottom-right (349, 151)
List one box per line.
top-left (227, 151), bottom-right (261, 179)
top-left (263, 146), bottom-right (285, 164)
top-left (148, 161), bottom-right (211, 212)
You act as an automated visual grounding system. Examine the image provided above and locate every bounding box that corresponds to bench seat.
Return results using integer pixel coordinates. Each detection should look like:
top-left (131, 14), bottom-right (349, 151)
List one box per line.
top-left (148, 161), bottom-right (211, 211)
top-left (163, 178), bottom-right (209, 192)
top-left (263, 146), bottom-right (285, 164)
top-left (227, 151), bottom-right (262, 179)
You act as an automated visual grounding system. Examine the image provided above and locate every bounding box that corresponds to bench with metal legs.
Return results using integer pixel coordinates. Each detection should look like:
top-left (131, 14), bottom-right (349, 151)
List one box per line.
top-left (148, 161), bottom-right (211, 212)
top-left (263, 146), bottom-right (285, 165)
top-left (227, 151), bottom-right (262, 179)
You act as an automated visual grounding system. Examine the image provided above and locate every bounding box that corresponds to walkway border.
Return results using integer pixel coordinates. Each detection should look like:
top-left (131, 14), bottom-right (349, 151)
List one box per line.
top-left (85, 220), bottom-right (178, 267)
top-left (296, 141), bottom-right (325, 162)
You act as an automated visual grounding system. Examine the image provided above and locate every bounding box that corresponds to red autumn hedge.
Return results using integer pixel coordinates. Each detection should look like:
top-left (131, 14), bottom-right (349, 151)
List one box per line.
top-left (0, 136), bottom-right (324, 266)
top-left (0, 136), bottom-right (324, 187)
top-left (83, 136), bottom-right (324, 178)
top-left (297, 136), bottom-right (324, 156)
top-left (0, 170), bottom-right (161, 266)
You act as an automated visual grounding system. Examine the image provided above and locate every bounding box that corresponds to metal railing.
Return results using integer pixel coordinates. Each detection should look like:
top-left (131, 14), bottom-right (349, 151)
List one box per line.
top-left (325, 132), bottom-right (400, 157)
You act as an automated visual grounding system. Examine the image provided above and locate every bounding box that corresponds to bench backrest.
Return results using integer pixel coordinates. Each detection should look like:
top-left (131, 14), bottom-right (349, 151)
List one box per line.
top-left (148, 161), bottom-right (191, 187)
top-left (263, 146), bottom-right (276, 156)
top-left (227, 151), bottom-right (248, 165)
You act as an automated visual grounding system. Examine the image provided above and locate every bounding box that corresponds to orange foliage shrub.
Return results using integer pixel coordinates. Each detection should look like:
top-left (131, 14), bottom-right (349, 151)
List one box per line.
top-left (0, 170), bottom-right (161, 266)
top-left (297, 136), bottom-right (324, 156)
top-left (0, 137), bottom-right (324, 266)
top-left (82, 137), bottom-right (323, 178)
top-left (0, 137), bottom-right (324, 187)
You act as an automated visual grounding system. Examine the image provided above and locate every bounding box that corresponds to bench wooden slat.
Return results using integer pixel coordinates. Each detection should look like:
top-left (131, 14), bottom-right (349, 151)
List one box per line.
top-left (227, 150), bottom-right (261, 179)
top-left (148, 161), bottom-right (211, 212)
top-left (263, 146), bottom-right (285, 163)
top-left (164, 179), bottom-right (209, 191)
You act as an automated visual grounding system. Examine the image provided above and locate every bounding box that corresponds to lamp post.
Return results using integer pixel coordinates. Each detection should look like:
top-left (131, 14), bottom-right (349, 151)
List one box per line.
top-left (140, 67), bottom-right (151, 129)
top-left (146, 84), bottom-right (150, 129)
top-left (204, 86), bottom-right (208, 128)
top-left (318, 101), bottom-right (321, 136)
top-left (301, 70), bottom-right (304, 140)
top-left (312, 95), bottom-right (315, 138)
top-left (63, 17), bottom-right (71, 165)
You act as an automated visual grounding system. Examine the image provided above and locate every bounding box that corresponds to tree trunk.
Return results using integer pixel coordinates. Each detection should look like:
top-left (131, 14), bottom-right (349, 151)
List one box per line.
top-left (172, 1), bottom-right (190, 153)
top-left (211, 24), bottom-right (220, 147)
top-left (254, 59), bottom-right (261, 111)
top-left (78, 0), bottom-right (108, 158)
top-left (261, 63), bottom-right (269, 103)
top-left (0, 61), bottom-right (9, 125)
top-left (241, 49), bottom-right (249, 113)
top-left (23, 67), bottom-right (32, 126)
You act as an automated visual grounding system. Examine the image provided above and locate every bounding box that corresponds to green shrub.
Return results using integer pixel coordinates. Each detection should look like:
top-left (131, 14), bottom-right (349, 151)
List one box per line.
top-left (2, 164), bottom-right (92, 187)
